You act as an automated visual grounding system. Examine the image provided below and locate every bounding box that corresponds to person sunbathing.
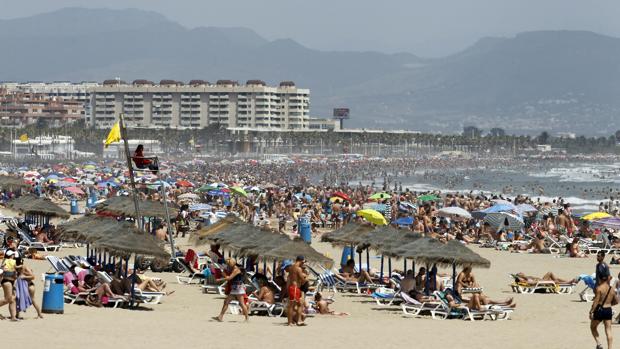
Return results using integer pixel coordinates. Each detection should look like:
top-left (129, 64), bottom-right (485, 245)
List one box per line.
top-left (82, 274), bottom-right (124, 307)
top-left (514, 272), bottom-right (578, 284)
top-left (444, 289), bottom-right (516, 311)
top-left (255, 280), bottom-right (275, 305)
top-left (568, 237), bottom-right (587, 258)
top-left (338, 259), bottom-right (374, 284)
top-left (314, 293), bottom-right (348, 316)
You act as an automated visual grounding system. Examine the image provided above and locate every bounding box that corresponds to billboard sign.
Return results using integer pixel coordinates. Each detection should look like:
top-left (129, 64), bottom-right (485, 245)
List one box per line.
top-left (333, 108), bottom-right (350, 120)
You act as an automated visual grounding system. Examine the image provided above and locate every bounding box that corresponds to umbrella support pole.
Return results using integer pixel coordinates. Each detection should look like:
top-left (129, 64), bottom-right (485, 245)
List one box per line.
top-left (452, 263), bottom-right (456, 291)
top-left (358, 249), bottom-right (362, 274)
top-left (272, 261), bottom-right (277, 279)
top-left (388, 258), bottom-right (392, 278)
top-left (425, 264), bottom-right (430, 296)
top-left (124, 256), bottom-right (129, 278)
top-left (365, 249), bottom-right (370, 274)
top-left (130, 254), bottom-right (138, 308)
top-left (156, 168), bottom-right (176, 260)
top-left (403, 259), bottom-right (407, 274)
top-left (379, 255), bottom-right (384, 281)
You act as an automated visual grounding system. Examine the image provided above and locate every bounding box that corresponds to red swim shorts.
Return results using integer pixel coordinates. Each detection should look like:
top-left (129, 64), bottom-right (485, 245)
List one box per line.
top-left (288, 286), bottom-right (301, 301)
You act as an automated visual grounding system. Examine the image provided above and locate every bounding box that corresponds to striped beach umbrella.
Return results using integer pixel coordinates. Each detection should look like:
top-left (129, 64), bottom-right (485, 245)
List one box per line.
top-left (591, 217), bottom-right (620, 230)
top-left (484, 212), bottom-right (524, 231)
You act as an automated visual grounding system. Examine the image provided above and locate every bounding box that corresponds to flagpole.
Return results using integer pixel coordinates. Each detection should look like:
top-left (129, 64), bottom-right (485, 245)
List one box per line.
top-left (119, 113), bottom-right (143, 308)
top-left (118, 114), bottom-right (142, 226)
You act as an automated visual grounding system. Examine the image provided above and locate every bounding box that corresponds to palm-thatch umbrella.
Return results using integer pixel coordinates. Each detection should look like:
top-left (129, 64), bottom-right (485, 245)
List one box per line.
top-left (94, 232), bottom-right (169, 259)
top-left (260, 240), bottom-right (333, 269)
top-left (0, 176), bottom-right (29, 190)
top-left (417, 240), bottom-right (490, 290)
top-left (321, 222), bottom-right (374, 245)
top-left (57, 215), bottom-right (127, 242)
top-left (422, 240), bottom-right (490, 268)
top-left (95, 195), bottom-right (179, 219)
top-left (189, 214), bottom-right (244, 245)
top-left (234, 230), bottom-right (290, 257)
top-left (8, 194), bottom-right (70, 221)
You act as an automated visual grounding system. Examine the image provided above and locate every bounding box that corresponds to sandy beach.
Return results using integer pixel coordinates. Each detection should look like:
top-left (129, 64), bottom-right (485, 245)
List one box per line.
top-left (2, 236), bottom-right (609, 349)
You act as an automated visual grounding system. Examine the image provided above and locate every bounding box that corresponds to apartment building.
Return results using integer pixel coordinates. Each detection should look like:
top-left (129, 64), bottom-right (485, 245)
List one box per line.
top-left (0, 82), bottom-right (97, 127)
top-left (91, 79), bottom-right (310, 129)
top-left (0, 90), bottom-right (86, 128)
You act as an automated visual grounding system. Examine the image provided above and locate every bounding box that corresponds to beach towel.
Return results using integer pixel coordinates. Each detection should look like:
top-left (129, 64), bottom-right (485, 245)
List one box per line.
top-left (15, 278), bottom-right (32, 312)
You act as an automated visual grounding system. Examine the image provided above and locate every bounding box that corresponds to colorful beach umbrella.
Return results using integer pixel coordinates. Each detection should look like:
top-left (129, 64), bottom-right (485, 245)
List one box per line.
top-left (591, 217), bottom-right (620, 230)
top-left (484, 212), bottom-right (524, 231)
top-left (332, 191), bottom-right (351, 202)
top-left (230, 186), bottom-right (248, 197)
top-left (356, 209), bottom-right (388, 226)
top-left (196, 184), bottom-right (218, 193)
top-left (176, 180), bottom-right (194, 188)
top-left (418, 194), bottom-right (440, 202)
top-left (393, 216), bottom-right (414, 226)
top-left (437, 206), bottom-right (472, 220)
top-left (369, 192), bottom-right (391, 200)
top-left (582, 212), bottom-right (612, 221)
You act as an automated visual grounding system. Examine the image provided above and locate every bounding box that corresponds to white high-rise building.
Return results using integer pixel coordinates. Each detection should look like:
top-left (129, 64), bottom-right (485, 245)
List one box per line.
top-left (90, 80), bottom-right (310, 129)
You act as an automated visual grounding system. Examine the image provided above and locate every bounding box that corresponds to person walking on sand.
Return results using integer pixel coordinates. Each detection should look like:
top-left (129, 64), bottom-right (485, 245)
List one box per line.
top-left (590, 273), bottom-right (617, 349)
top-left (213, 258), bottom-right (249, 322)
top-left (596, 251), bottom-right (610, 288)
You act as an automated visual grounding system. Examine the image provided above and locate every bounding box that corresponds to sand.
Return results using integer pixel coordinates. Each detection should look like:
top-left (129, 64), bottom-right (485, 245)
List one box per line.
top-left (1, 232), bottom-right (613, 349)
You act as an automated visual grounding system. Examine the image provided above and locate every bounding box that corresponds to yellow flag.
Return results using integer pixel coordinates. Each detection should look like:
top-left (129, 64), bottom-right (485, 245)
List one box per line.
top-left (19, 134), bottom-right (29, 142)
top-left (104, 122), bottom-right (121, 148)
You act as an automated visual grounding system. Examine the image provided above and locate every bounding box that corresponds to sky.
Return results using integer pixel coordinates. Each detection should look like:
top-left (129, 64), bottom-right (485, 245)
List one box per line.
top-left (2, 0), bottom-right (620, 57)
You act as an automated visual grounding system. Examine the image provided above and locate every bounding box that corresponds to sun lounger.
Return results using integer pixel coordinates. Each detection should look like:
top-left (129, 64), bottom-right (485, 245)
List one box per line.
top-left (431, 291), bottom-right (512, 321)
top-left (46, 255), bottom-right (71, 273)
top-left (509, 274), bottom-right (575, 294)
top-left (247, 297), bottom-right (285, 317)
top-left (400, 292), bottom-right (442, 317)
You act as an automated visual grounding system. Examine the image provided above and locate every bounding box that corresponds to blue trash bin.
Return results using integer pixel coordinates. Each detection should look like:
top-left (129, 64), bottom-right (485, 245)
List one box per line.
top-left (298, 217), bottom-right (311, 243)
top-left (70, 199), bottom-right (79, 215)
top-left (87, 194), bottom-right (97, 208)
top-left (42, 274), bottom-right (64, 314)
top-left (340, 246), bottom-right (354, 267)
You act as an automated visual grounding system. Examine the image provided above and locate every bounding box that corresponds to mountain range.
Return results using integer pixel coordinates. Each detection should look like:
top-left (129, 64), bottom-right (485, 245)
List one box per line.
top-left (1, 7), bottom-right (619, 135)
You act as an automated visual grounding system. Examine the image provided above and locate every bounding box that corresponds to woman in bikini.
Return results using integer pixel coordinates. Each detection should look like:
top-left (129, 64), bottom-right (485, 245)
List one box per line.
top-left (213, 258), bottom-right (249, 322)
top-left (0, 250), bottom-right (19, 321)
top-left (17, 258), bottom-right (43, 318)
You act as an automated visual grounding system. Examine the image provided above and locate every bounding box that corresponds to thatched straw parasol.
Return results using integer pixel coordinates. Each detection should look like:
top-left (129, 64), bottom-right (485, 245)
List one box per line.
top-left (189, 214), bottom-right (244, 244)
top-left (234, 230), bottom-right (290, 256)
top-left (421, 240), bottom-right (490, 268)
top-left (95, 232), bottom-right (169, 259)
top-left (58, 215), bottom-right (169, 258)
top-left (259, 240), bottom-right (333, 268)
top-left (95, 195), bottom-right (179, 219)
top-left (321, 222), bottom-right (374, 246)
top-left (8, 194), bottom-right (70, 218)
top-left (58, 215), bottom-right (130, 242)
top-left (391, 237), bottom-right (444, 262)
top-left (380, 231), bottom-right (423, 257)
top-left (0, 176), bottom-right (29, 190)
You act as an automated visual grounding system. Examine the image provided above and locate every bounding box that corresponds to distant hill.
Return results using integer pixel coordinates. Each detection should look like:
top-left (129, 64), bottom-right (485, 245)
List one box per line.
top-left (1, 8), bottom-right (619, 135)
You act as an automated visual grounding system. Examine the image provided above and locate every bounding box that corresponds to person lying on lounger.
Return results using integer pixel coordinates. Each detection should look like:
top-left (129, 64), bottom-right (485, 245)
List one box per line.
top-left (82, 274), bottom-right (125, 307)
top-left (338, 259), bottom-right (374, 284)
top-left (514, 272), bottom-right (578, 285)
